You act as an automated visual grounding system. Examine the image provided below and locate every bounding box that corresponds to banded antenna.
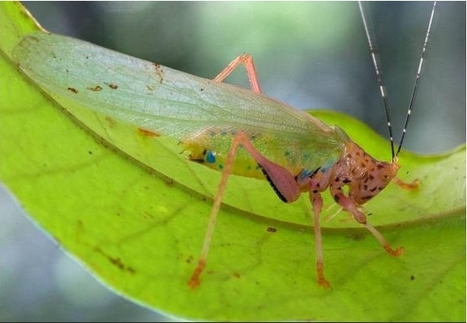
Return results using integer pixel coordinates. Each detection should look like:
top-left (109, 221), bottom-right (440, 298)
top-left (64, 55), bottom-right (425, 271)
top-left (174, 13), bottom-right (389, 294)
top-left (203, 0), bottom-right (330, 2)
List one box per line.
top-left (358, 1), bottom-right (438, 160)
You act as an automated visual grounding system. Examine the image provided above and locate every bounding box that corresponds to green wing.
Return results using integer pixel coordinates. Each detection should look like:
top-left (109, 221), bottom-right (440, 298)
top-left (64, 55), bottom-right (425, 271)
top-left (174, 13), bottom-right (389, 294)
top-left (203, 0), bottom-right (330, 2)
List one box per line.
top-left (13, 32), bottom-right (347, 173)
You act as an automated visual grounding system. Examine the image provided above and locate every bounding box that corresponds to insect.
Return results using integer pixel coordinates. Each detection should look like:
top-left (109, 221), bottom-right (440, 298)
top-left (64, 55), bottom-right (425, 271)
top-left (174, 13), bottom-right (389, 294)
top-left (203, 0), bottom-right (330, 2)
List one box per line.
top-left (11, 2), bottom-right (437, 289)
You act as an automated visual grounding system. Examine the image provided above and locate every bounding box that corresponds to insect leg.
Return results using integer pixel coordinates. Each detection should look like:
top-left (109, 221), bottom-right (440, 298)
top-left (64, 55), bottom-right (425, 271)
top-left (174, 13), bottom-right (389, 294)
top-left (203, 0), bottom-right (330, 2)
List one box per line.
top-left (309, 191), bottom-right (331, 288)
top-left (213, 54), bottom-right (262, 93)
top-left (363, 222), bottom-right (404, 256)
top-left (188, 132), bottom-right (300, 288)
top-left (331, 190), bottom-right (404, 256)
top-left (392, 177), bottom-right (420, 190)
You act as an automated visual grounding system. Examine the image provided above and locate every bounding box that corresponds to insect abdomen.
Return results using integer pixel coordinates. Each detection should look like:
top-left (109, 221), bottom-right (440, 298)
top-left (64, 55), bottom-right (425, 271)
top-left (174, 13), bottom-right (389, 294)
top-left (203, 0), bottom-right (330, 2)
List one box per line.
top-left (186, 142), bottom-right (266, 180)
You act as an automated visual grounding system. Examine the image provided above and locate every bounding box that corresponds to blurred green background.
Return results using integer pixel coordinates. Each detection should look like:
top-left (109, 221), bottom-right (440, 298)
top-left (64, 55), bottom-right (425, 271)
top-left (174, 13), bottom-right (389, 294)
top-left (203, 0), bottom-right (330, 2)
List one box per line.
top-left (1, 2), bottom-right (465, 321)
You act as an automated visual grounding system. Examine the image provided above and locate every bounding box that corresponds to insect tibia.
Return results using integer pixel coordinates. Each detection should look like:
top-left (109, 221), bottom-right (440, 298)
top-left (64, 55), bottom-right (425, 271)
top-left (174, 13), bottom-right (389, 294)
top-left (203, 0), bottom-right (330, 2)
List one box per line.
top-left (363, 223), bottom-right (404, 257)
top-left (393, 177), bottom-right (421, 191)
top-left (213, 54), bottom-right (263, 93)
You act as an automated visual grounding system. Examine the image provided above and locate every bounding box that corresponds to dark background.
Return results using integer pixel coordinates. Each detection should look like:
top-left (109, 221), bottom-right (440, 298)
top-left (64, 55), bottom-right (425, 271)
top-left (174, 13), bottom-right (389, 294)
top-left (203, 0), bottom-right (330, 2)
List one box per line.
top-left (1, 2), bottom-right (465, 321)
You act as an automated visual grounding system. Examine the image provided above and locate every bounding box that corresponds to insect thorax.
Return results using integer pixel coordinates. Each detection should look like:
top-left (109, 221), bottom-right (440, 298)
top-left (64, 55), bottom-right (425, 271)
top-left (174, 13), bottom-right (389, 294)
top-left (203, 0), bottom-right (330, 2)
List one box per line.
top-left (325, 141), bottom-right (400, 206)
top-left (303, 141), bottom-right (399, 207)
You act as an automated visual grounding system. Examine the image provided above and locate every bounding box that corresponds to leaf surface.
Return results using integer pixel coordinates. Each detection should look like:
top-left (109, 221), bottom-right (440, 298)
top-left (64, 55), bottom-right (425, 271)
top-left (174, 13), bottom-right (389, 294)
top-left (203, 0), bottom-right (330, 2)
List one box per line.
top-left (0, 2), bottom-right (465, 321)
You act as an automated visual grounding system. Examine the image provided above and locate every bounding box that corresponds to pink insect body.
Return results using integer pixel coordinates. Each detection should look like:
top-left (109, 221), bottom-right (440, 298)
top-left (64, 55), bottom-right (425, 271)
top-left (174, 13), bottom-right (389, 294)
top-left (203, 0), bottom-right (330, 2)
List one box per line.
top-left (188, 0), bottom-right (436, 287)
top-left (187, 54), bottom-right (419, 288)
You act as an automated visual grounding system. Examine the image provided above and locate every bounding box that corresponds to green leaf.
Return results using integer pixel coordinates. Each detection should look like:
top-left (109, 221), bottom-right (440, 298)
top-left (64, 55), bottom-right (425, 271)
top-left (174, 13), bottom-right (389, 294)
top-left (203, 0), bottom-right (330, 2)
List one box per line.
top-left (1, 2), bottom-right (465, 321)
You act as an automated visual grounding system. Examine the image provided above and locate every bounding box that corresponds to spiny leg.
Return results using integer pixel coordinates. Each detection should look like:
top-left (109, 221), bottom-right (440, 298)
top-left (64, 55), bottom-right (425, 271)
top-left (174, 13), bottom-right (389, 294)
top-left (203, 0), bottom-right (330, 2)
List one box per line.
top-left (213, 54), bottom-right (263, 93)
top-left (188, 132), bottom-right (300, 288)
top-left (332, 191), bottom-right (404, 256)
top-left (324, 203), bottom-right (343, 222)
top-left (187, 135), bottom-right (243, 289)
top-left (393, 177), bottom-right (420, 190)
top-left (310, 192), bottom-right (331, 288)
top-left (363, 222), bottom-right (404, 256)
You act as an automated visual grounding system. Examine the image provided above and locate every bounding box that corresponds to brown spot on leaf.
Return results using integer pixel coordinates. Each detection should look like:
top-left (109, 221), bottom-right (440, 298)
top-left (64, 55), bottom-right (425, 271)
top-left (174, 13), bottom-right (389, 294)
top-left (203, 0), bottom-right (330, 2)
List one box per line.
top-left (104, 116), bottom-right (117, 127)
top-left (95, 247), bottom-right (136, 274)
top-left (153, 62), bottom-right (164, 83)
top-left (87, 85), bottom-right (103, 92)
top-left (138, 128), bottom-right (160, 137)
top-left (67, 87), bottom-right (78, 94)
top-left (348, 231), bottom-right (365, 241)
top-left (142, 212), bottom-right (154, 220)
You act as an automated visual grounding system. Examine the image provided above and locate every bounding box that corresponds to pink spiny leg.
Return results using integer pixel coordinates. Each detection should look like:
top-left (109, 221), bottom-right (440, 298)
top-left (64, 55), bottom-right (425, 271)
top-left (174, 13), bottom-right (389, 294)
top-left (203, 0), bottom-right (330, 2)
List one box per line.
top-left (363, 223), bottom-right (404, 257)
top-left (332, 191), bottom-right (404, 257)
top-left (213, 54), bottom-right (263, 93)
top-left (188, 132), bottom-right (301, 289)
top-left (310, 192), bottom-right (331, 288)
top-left (393, 177), bottom-right (420, 190)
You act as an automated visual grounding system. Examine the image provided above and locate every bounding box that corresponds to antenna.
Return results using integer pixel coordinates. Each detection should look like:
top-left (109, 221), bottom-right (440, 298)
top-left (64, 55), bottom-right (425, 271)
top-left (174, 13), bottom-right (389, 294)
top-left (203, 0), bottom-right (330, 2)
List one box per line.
top-left (358, 1), bottom-right (395, 160)
top-left (396, 1), bottom-right (437, 156)
top-left (358, 1), bottom-right (438, 160)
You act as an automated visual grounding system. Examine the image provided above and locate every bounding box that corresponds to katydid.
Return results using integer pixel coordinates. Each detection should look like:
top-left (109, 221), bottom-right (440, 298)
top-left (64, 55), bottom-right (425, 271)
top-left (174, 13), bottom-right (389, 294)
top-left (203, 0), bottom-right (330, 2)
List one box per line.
top-left (11, 1), bottom-right (438, 289)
